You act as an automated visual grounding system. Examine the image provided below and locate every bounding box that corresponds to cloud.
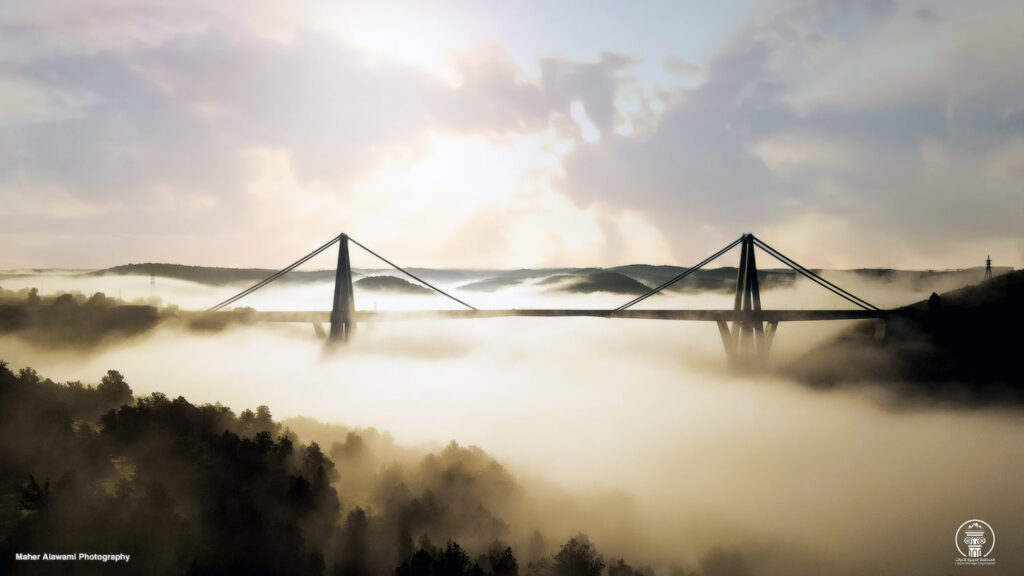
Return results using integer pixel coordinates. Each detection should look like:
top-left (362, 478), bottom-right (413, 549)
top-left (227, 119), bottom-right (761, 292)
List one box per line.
top-left (0, 1), bottom-right (658, 269)
top-left (0, 181), bottom-right (121, 219)
top-left (663, 56), bottom-right (700, 77)
top-left (913, 6), bottom-right (940, 22)
top-left (558, 0), bottom-right (1024, 268)
top-left (750, 132), bottom-right (857, 177)
top-left (1, 1), bottom-right (1021, 270)
top-left (240, 135), bottom-right (673, 269)
top-left (0, 73), bottom-right (54, 123)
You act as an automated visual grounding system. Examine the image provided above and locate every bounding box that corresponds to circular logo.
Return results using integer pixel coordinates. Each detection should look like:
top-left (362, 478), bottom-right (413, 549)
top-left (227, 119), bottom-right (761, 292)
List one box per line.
top-left (956, 519), bottom-right (995, 558)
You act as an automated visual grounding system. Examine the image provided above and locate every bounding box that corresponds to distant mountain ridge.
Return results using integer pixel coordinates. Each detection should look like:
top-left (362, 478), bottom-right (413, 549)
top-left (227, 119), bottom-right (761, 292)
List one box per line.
top-left (551, 271), bottom-right (653, 295)
top-left (84, 262), bottom-right (1003, 297)
top-left (354, 276), bottom-right (432, 295)
top-left (88, 263), bottom-right (357, 286)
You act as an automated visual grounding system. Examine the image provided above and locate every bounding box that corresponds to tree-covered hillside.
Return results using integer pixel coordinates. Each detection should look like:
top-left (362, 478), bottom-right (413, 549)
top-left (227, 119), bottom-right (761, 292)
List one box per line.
top-left (786, 270), bottom-right (1024, 403)
top-left (0, 362), bottom-right (742, 576)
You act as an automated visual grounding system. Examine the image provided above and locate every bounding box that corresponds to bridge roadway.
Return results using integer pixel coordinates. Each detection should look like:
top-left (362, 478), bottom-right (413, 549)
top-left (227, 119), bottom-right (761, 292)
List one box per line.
top-left (201, 233), bottom-right (894, 359)
top-left (188, 308), bottom-right (891, 323)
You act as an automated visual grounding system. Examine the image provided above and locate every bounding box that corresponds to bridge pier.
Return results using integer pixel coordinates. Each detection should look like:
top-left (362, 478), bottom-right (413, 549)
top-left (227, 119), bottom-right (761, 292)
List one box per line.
top-left (720, 234), bottom-right (775, 366)
top-left (329, 234), bottom-right (355, 343)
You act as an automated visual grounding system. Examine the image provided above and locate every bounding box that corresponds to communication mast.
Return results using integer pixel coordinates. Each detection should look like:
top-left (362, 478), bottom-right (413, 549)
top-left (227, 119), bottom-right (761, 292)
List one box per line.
top-left (985, 255), bottom-right (992, 281)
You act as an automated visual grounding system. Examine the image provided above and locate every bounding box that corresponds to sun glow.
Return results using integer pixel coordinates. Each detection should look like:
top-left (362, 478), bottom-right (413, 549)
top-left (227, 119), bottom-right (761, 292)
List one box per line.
top-left (308, 1), bottom-right (475, 86)
top-left (240, 127), bottom-right (673, 270)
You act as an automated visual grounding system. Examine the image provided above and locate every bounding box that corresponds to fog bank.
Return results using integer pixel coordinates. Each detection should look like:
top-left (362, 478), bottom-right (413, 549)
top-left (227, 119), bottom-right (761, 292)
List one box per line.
top-left (2, 269), bottom-right (1020, 574)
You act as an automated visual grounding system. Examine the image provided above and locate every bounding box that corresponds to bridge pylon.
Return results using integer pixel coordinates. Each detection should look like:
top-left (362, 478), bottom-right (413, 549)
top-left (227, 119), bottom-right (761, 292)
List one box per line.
top-left (329, 233), bottom-right (355, 342)
top-left (208, 231), bottom-right (884, 362)
top-left (717, 234), bottom-right (776, 365)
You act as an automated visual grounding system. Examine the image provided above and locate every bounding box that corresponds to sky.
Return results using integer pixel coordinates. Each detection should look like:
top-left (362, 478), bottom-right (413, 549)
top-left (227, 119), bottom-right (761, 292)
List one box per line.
top-left (1, 0), bottom-right (1021, 270)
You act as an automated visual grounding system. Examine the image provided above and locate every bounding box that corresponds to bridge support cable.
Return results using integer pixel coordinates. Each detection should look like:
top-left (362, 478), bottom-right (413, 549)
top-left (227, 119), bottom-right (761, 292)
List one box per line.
top-left (207, 235), bottom-right (341, 312)
top-left (612, 236), bottom-right (745, 312)
top-left (346, 235), bottom-right (478, 311)
top-left (750, 236), bottom-right (880, 311)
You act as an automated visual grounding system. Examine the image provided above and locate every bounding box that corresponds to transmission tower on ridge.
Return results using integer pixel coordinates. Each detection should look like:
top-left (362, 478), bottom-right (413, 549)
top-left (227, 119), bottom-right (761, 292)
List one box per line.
top-left (985, 255), bottom-right (992, 281)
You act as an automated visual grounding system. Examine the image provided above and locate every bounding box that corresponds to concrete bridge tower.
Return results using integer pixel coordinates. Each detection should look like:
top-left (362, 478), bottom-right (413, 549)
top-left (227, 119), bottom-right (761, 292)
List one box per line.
top-left (329, 234), bottom-right (355, 342)
top-left (717, 233), bottom-right (777, 365)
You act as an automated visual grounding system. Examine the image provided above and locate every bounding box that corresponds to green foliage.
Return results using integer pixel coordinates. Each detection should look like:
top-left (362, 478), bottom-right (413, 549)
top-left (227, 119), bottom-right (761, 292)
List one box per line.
top-left (789, 268), bottom-right (1024, 401)
top-left (0, 362), bottom-right (337, 575)
top-left (483, 545), bottom-right (518, 576)
top-left (561, 271), bottom-right (651, 296)
top-left (609, 559), bottom-right (654, 576)
top-left (0, 362), bottom-right (537, 576)
top-left (355, 275), bottom-right (433, 295)
top-left (394, 540), bottom-right (480, 576)
top-left (0, 361), bottom-right (754, 576)
top-left (0, 291), bottom-right (161, 347)
top-left (552, 536), bottom-right (604, 576)
top-left (98, 369), bottom-right (133, 405)
top-left (90, 263), bottom-right (340, 286)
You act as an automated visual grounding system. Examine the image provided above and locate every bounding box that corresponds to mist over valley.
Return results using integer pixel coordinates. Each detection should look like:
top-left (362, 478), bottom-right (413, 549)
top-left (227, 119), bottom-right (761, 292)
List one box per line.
top-left (2, 260), bottom-right (1021, 575)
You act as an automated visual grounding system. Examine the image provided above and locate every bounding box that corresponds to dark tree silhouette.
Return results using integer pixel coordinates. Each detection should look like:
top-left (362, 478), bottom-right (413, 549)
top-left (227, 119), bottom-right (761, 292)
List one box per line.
top-left (98, 369), bottom-right (133, 406)
top-left (550, 535), bottom-right (604, 576)
top-left (608, 559), bottom-right (646, 576)
top-left (2, 360), bottom-right (756, 576)
top-left (335, 507), bottom-right (371, 576)
top-left (483, 544), bottom-right (519, 576)
top-left (0, 361), bottom-right (340, 575)
top-left (394, 539), bottom-right (485, 576)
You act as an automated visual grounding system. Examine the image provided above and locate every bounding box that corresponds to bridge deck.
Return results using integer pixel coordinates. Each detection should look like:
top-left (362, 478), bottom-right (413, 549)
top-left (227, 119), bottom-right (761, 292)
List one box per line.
top-left (186, 309), bottom-right (891, 323)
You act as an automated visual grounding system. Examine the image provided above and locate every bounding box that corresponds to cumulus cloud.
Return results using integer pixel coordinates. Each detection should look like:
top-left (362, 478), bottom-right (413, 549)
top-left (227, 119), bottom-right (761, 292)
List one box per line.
top-left (1, 0), bottom-right (1021, 271)
top-left (1, 2), bottom-right (653, 268)
top-left (560, 0), bottom-right (1024, 269)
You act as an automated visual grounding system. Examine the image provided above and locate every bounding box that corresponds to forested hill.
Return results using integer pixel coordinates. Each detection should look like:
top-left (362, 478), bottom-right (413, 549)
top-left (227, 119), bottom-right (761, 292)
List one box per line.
top-left (0, 362), bottom-right (337, 575)
top-left (89, 263), bottom-right (347, 286)
top-left (786, 269), bottom-right (1024, 403)
top-left (84, 262), bottom-right (998, 296)
top-left (0, 362), bottom-right (739, 576)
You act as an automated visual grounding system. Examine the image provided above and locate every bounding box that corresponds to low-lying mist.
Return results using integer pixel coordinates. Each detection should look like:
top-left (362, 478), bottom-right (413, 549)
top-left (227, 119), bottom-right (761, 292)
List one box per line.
top-left (2, 268), bottom-right (1021, 574)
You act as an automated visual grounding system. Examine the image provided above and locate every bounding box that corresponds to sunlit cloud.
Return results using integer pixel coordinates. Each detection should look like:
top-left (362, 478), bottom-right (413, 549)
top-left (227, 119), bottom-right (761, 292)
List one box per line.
top-left (0, 0), bottom-right (1020, 271)
top-left (240, 127), bottom-right (673, 269)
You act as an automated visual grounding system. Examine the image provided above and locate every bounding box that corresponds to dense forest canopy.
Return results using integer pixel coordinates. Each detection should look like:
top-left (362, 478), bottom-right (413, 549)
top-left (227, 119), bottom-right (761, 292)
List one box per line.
top-left (0, 361), bottom-right (744, 576)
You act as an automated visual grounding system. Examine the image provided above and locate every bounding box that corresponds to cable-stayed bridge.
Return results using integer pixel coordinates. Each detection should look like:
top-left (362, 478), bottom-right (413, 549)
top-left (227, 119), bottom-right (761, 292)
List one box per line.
top-left (201, 233), bottom-right (891, 364)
